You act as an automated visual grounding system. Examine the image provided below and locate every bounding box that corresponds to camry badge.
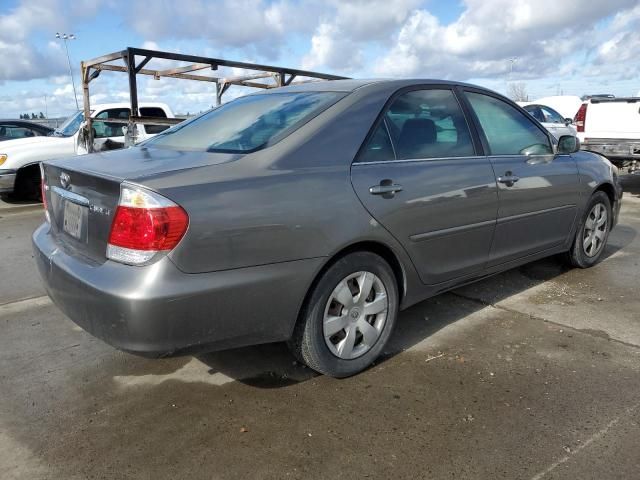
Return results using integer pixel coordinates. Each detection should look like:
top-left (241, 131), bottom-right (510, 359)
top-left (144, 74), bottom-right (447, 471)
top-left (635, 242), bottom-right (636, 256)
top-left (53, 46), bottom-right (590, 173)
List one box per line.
top-left (60, 172), bottom-right (71, 189)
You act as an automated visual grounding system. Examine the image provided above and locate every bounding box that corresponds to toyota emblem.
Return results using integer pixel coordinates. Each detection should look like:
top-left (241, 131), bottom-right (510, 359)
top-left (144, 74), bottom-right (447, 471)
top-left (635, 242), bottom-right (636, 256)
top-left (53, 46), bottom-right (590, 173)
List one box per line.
top-left (60, 172), bottom-right (71, 189)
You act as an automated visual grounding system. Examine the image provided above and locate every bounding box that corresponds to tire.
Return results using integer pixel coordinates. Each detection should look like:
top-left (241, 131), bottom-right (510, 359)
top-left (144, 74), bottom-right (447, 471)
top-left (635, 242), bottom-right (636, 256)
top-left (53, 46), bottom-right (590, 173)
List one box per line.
top-left (566, 191), bottom-right (612, 268)
top-left (288, 251), bottom-right (399, 378)
top-left (14, 166), bottom-right (42, 201)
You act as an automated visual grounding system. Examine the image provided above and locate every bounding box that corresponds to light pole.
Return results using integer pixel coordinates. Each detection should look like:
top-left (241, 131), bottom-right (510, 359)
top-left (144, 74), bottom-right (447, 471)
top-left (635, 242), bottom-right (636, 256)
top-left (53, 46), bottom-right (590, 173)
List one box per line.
top-left (507, 57), bottom-right (518, 82)
top-left (55, 32), bottom-right (79, 110)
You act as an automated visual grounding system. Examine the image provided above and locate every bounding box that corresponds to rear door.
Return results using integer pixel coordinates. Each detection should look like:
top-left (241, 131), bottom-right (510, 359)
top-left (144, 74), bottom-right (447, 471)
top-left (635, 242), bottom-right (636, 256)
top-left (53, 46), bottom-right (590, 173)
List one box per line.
top-left (462, 89), bottom-right (580, 266)
top-left (351, 86), bottom-right (499, 285)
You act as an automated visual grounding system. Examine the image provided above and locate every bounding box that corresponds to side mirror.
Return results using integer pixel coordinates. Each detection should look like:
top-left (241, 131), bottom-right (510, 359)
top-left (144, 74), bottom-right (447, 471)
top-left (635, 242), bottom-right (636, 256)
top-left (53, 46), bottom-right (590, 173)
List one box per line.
top-left (557, 135), bottom-right (580, 154)
top-left (564, 118), bottom-right (573, 126)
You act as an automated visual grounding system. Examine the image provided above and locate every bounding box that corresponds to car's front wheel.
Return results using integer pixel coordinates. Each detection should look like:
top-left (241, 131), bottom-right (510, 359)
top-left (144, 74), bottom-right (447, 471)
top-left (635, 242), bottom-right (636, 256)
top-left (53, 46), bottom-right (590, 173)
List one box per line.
top-left (289, 251), bottom-right (399, 377)
top-left (567, 191), bottom-right (612, 268)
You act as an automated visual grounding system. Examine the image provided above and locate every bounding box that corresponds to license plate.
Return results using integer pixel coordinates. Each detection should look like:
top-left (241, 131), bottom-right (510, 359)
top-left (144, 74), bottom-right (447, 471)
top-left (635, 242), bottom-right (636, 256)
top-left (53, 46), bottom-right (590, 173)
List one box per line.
top-left (63, 201), bottom-right (84, 239)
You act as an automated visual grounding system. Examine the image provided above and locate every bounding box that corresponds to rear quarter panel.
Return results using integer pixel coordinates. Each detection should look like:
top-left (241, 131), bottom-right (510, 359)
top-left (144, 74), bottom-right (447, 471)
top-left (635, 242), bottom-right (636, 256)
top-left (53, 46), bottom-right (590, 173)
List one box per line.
top-left (572, 150), bottom-right (619, 210)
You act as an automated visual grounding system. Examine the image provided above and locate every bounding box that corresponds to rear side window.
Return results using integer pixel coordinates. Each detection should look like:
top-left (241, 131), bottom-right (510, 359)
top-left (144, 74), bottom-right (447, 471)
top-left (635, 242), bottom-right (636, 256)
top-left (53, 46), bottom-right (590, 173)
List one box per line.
top-left (140, 107), bottom-right (170, 134)
top-left (466, 92), bottom-right (552, 156)
top-left (147, 92), bottom-right (345, 153)
top-left (357, 89), bottom-right (474, 162)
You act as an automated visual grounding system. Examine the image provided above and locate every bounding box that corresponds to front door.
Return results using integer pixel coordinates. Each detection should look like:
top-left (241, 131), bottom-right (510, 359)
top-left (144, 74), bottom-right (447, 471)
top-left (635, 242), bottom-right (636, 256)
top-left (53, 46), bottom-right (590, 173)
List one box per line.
top-left (92, 108), bottom-right (130, 151)
top-left (463, 90), bottom-right (580, 266)
top-left (351, 87), bottom-right (499, 285)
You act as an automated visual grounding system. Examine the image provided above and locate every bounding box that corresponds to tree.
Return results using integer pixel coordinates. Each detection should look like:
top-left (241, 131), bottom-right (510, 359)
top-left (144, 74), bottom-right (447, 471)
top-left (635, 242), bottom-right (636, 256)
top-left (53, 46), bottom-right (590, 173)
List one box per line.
top-left (507, 82), bottom-right (529, 102)
top-left (31, 113), bottom-right (37, 119)
top-left (39, 112), bottom-right (45, 119)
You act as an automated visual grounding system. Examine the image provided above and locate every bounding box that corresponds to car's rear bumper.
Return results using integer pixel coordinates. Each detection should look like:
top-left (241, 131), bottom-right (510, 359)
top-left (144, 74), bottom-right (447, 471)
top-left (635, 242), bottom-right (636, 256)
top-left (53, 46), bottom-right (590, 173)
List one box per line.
top-left (33, 222), bottom-right (323, 356)
top-left (0, 169), bottom-right (17, 193)
top-left (582, 139), bottom-right (640, 161)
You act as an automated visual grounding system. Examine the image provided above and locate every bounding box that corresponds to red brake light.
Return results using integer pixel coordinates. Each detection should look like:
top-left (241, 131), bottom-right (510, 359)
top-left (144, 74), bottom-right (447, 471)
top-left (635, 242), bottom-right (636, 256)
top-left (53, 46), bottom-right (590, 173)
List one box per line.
top-left (106, 185), bottom-right (188, 265)
top-left (574, 103), bottom-right (587, 133)
top-left (108, 205), bottom-right (188, 251)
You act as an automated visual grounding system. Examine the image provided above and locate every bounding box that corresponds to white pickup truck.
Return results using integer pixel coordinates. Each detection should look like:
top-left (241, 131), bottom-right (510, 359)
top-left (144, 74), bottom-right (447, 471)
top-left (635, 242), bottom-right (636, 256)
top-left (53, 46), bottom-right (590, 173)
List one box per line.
top-left (0, 102), bottom-right (174, 198)
top-left (575, 97), bottom-right (640, 172)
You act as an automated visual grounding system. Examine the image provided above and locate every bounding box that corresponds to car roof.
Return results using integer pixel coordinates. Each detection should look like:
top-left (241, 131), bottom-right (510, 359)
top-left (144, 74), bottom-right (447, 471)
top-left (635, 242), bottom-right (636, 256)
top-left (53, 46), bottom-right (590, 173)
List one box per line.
top-left (0, 119), bottom-right (50, 125)
top-left (92, 102), bottom-right (170, 110)
top-left (256, 78), bottom-right (489, 94)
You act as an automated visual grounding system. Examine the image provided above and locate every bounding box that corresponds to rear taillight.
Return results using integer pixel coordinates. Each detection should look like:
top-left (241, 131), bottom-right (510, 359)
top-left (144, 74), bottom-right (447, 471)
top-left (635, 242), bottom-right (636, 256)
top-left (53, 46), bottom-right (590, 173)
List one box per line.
top-left (107, 185), bottom-right (188, 265)
top-left (574, 103), bottom-right (588, 133)
top-left (40, 163), bottom-right (50, 223)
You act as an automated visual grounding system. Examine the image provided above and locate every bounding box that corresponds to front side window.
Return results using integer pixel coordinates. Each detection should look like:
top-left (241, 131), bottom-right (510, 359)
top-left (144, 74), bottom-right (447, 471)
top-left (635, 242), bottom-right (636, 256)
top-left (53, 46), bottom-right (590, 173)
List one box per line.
top-left (357, 89), bottom-right (474, 162)
top-left (540, 106), bottom-right (565, 124)
top-left (94, 108), bottom-right (129, 138)
top-left (466, 92), bottom-right (552, 156)
top-left (524, 105), bottom-right (546, 123)
top-left (147, 92), bottom-right (345, 153)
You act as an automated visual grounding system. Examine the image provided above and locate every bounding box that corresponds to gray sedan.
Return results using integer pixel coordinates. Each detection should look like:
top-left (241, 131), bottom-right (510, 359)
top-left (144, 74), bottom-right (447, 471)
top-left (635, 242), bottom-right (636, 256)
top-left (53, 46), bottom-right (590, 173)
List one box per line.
top-left (33, 79), bottom-right (623, 377)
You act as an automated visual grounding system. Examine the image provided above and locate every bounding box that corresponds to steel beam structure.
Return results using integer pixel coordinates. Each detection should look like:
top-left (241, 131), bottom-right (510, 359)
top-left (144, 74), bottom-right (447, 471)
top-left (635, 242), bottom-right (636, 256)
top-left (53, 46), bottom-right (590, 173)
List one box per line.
top-left (79, 47), bottom-right (348, 152)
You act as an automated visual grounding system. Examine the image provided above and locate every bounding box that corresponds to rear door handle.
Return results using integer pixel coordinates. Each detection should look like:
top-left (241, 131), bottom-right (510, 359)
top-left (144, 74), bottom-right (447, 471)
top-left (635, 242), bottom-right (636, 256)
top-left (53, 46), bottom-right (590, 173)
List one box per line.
top-left (369, 183), bottom-right (403, 195)
top-left (497, 172), bottom-right (520, 187)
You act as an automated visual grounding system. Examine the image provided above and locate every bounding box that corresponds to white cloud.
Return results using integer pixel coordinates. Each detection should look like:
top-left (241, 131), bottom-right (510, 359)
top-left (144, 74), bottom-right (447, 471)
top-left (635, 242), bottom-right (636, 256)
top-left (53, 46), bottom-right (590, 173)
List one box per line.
top-left (0, 0), bottom-right (106, 82)
top-left (375, 0), bottom-right (639, 80)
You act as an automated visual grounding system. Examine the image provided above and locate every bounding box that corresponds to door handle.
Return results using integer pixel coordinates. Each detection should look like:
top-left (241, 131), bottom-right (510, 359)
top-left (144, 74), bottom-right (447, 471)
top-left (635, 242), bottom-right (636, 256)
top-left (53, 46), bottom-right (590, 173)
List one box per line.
top-left (497, 172), bottom-right (520, 187)
top-left (369, 182), bottom-right (403, 196)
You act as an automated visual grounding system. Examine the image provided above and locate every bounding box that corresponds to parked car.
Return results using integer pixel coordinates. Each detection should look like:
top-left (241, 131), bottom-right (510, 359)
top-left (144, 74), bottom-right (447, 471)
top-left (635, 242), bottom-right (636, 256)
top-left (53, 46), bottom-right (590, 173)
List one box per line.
top-left (0, 103), bottom-right (174, 198)
top-left (518, 103), bottom-right (577, 139)
top-left (0, 120), bottom-right (53, 142)
top-left (33, 79), bottom-right (623, 377)
top-left (575, 96), bottom-right (640, 172)
top-left (528, 95), bottom-right (583, 121)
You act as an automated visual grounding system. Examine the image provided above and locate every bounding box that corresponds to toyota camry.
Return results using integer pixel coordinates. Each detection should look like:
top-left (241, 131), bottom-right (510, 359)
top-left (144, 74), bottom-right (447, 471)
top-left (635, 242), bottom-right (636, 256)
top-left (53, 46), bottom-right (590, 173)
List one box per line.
top-left (33, 79), bottom-right (622, 377)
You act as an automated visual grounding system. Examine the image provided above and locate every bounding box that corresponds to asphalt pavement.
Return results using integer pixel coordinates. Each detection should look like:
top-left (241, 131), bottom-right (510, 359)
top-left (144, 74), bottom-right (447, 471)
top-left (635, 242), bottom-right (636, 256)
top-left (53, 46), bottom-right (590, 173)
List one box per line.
top-left (1, 176), bottom-right (639, 479)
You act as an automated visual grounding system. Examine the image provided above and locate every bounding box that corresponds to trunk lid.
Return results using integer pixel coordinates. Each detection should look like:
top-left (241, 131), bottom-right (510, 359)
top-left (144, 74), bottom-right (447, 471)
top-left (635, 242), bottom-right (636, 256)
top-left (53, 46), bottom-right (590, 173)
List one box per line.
top-left (43, 163), bottom-right (122, 264)
top-left (43, 146), bottom-right (239, 264)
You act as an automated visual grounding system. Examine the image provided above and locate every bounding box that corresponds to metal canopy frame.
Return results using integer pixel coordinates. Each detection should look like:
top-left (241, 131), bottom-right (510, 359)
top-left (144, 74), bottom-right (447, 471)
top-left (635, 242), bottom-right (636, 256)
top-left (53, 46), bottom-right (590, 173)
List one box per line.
top-left (80, 47), bottom-right (349, 152)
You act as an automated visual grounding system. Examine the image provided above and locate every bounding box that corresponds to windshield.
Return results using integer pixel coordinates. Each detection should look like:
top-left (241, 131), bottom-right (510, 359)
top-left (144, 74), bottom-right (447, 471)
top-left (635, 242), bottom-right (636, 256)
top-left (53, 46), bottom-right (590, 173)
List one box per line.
top-left (53, 111), bottom-right (85, 137)
top-left (147, 91), bottom-right (345, 153)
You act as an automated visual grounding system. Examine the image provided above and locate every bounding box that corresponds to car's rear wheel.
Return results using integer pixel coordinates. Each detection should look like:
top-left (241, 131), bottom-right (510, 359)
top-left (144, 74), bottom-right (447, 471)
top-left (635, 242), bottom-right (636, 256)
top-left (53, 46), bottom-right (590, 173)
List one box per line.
top-left (567, 191), bottom-right (611, 268)
top-left (289, 251), bottom-right (399, 377)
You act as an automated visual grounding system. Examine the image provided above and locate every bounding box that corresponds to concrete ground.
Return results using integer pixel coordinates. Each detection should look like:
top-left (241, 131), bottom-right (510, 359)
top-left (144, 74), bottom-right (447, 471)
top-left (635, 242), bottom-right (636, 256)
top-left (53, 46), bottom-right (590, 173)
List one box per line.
top-left (1, 176), bottom-right (639, 480)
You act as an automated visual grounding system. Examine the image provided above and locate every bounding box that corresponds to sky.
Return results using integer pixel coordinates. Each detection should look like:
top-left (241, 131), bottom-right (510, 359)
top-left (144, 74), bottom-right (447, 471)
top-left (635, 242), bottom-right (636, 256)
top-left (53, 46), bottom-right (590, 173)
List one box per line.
top-left (1, 0), bottom-right (639, 118)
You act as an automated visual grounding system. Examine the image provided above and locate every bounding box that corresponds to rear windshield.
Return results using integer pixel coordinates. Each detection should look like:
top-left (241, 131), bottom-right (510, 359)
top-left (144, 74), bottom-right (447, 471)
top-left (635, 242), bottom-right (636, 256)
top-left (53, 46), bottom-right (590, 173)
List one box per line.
top-left (146, 91), bottom-right (345, 153)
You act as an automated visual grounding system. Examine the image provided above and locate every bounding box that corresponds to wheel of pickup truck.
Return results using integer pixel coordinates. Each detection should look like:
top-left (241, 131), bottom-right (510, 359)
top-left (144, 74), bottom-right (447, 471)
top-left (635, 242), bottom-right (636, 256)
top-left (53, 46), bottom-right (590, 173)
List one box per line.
top-left (566, 191), bottom-right (611, 268)
top-left (288, 251), bottom-right (399, 378)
